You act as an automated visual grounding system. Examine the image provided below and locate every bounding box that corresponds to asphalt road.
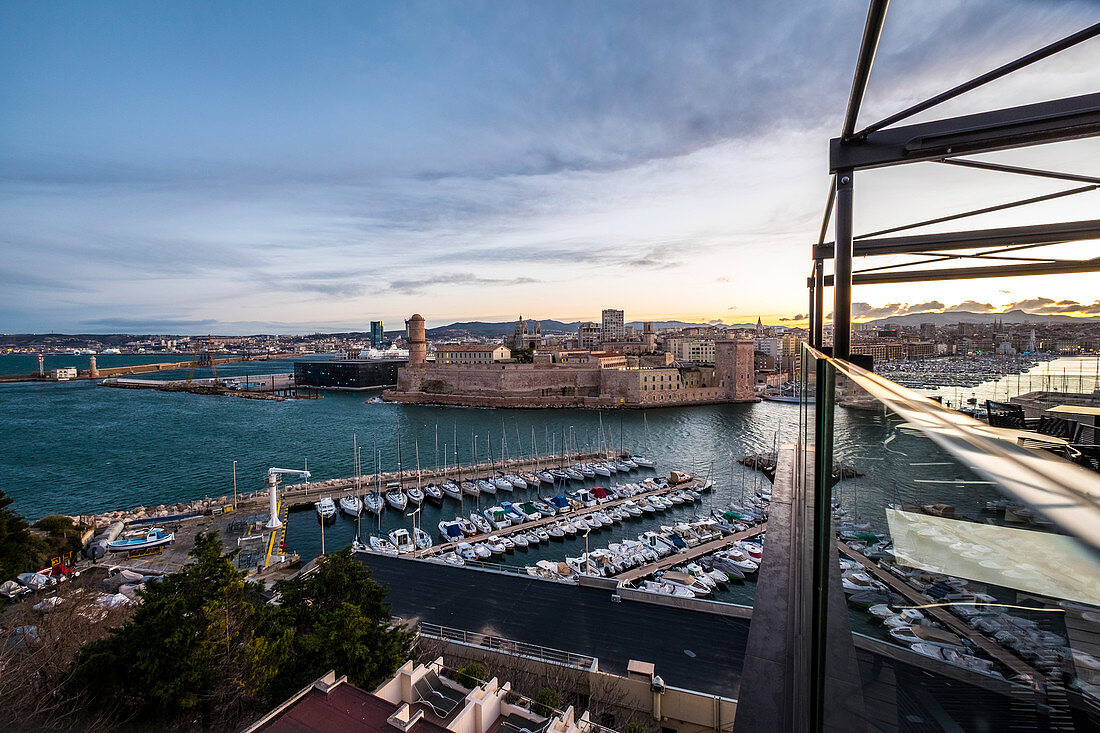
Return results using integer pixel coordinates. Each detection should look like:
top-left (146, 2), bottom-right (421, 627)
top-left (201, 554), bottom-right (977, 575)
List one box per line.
top-left (359, 554), bottom-right (749, 698)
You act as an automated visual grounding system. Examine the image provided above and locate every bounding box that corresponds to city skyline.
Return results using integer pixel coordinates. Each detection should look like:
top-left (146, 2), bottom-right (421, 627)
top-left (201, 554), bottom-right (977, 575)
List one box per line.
top-left (3, 1), bottom-right (1100, 334)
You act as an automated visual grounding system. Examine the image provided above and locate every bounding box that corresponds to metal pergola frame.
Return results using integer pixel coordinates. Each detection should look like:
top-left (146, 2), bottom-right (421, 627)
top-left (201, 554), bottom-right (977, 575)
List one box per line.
top-left (802, 4), bottom-right (1100, 731)
top-left (806, 3), bottom-right (1100, 360)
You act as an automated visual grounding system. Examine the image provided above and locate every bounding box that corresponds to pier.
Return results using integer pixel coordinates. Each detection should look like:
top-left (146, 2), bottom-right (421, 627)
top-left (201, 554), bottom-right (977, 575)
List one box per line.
top-left (613, 522), bottom-right (768, 583)
top-left (270, 451), bottom-right (623, 514)
top-left (413, 477), bottom-right (710, 558)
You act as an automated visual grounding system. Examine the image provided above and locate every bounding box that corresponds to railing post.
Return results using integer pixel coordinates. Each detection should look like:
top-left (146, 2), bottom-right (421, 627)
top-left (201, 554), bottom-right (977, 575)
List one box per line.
top-left (810, 357), bottom-right (836, 733)
top-left (833, 171), bottom-right (854, 359)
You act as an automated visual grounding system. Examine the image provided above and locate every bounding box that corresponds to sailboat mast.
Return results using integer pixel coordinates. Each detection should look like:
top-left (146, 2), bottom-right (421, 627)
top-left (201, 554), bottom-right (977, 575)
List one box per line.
top-left (395, 420), bottom-right (403, 489)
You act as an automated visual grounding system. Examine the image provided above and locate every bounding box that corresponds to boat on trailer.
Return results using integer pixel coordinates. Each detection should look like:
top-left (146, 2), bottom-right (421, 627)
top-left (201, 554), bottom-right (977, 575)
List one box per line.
top-left (107, 527), bottom-right (174, 553)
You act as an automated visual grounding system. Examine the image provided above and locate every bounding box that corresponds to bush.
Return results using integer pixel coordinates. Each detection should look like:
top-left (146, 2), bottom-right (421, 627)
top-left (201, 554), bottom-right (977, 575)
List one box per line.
top-left (533, 687), bottom-right (561, 718)
top-left (623, 723), bottom-right (649, 733)
top-left (455, 663), bottom-right (487, 688)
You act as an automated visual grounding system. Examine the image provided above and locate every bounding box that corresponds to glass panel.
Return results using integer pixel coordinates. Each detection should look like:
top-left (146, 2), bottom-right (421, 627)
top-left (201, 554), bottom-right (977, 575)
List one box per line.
top-left (815, 351), bottom-right (1100, 731)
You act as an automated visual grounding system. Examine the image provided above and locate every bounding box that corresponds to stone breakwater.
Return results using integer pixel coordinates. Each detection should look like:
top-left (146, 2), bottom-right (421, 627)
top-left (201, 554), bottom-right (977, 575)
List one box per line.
top-left (83, 453), bottom-right (613, 530)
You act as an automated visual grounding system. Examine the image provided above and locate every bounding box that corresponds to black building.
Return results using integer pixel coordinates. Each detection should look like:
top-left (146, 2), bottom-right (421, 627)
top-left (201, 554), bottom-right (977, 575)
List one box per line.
top-left (293, 359), bottom-right (404, 390)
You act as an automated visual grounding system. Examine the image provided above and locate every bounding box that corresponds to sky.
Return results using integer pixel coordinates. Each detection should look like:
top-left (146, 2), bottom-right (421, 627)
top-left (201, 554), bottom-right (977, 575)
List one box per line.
top-left (2, 1), bottom-right (1099, 334)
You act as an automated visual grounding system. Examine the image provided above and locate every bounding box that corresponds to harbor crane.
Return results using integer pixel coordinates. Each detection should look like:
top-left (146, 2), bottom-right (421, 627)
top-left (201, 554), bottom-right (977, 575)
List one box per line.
top-left (265, 467), bottom-right (311, 529)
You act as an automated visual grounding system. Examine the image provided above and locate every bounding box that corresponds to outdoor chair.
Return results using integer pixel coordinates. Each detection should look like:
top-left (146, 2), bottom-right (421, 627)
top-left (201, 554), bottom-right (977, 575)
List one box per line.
top-left (985, 400), bottom-right (1035, 429)
top-left (1035, 416), bottom-right (1084, 442)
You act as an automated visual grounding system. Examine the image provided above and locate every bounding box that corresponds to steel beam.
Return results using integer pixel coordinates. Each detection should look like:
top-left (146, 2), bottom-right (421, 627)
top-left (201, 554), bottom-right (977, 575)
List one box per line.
top-left (814, 218), bottom-right (1100, 260)
top-left (830, 92), bottom-right (1100, 172)
top-left (841, 0), bottom-right (891, 139)
top-left (833, 172), bottom-right (854, 360)
top-left (820, 257), bottom-right (1100, 286)
top-left (814, 260), bottom-right (824, 348)
top-left (854, 22), bottom-right (1100, 138)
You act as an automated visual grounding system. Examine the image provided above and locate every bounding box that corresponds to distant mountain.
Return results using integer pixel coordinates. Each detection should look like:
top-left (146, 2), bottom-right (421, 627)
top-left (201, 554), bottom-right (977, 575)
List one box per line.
top-left (421, 318), bottom-right (756, 340)
top-left (864, 309), bottom-right (1100, 327)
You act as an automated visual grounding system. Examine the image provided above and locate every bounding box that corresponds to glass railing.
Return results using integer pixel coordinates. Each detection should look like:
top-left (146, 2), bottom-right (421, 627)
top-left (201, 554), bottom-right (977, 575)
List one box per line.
top-left (801, 344), bottom-right (1100, 732)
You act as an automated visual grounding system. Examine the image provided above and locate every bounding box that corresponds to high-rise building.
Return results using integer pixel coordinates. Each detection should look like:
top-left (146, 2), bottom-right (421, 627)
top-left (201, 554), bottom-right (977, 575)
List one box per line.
top-left (370, 320), bottom-right (385, 348)
top-left (919, 322), bottom-right (936, 340)
top-left (601, 308), bottom-right (624, 341)
top-left (578, 322), bottom-right (601, 349)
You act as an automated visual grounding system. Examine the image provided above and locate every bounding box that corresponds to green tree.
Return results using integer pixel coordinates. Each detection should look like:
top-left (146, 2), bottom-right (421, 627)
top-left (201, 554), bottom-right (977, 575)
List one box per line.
top-left (68, 532), bottom-right (291, 731)
top-left (533, 687), bottom-right (561, 718)
top-left (0, 489), bottom-right (48, 580)
top-left (455, 663), bottom-right (487, 688)
top-left (273, 550), bottom-right (412, 697)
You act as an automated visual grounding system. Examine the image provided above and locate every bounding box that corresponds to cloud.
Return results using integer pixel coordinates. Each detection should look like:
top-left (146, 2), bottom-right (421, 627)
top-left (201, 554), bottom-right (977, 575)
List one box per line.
top-left (780, 314), bottom-right (806, 322)
top-left (385, 273), bottom-right (539, 295)
top-left (945, 300), bottom-right (996, 313)
top-left (79, 317), bottom-right (219, 329)
top-left (1003, 298), bottom-right (1100, 315)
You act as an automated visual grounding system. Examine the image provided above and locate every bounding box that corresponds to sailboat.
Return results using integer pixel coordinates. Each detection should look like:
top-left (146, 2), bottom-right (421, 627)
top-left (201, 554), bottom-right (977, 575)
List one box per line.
top-left (631, 413), bottom-right (657, 468)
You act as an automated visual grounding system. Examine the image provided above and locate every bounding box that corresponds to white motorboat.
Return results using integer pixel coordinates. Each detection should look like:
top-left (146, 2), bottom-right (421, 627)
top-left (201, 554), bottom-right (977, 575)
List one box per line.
top-left (868, 603), bottom-right (896, 620)
top-left (338, 495), bottom-right (363, 517)
top-left (315, 497), bottom-right (337, 521)
top-left (388, 528), bottom-right (416, 554)
top-left (638, 531), bottom-right (675, 556)
top-left (657, 570), bottom-right (711, 596)
top-left (107, 527), bottom-right (175, 554)
top-left (621, 501), bottom-right (643, 517)
top-left (533, 527), bottom-right (550, 543)
top-left (638, 500), bottom-right (657, 514)
top-left (363, 488), bottom-right (385, 510)
top-left (423, 484), bottom-right (444, 503)
top-left (439, 521), bottom-right (464, 542)
top-left (557, 520), bottom-right (577, 536)
top-left (592, 463), bottom-right (612, 477)
top-left (718, 547), bottom-right (759, 573)
top-left (738, 540), bottom-right (764, 560)
top-left (632, 456), bottom-right (656, 468)
top-left (368, 535), bottom-right (398, 555)
top-left (525, 530), bottom-right (541, 545)
top-left (440, 552), bottom-right (464, 566)
top-left (470, 512), bottom-right (493, 534)
top-left (512, 533), bottom-right (529, 549)
top-left (455, 517), bottom-right (478, 536)
top-left (484, 507), bottom-right (511, 530)
top-left (441, 482), bottom-right (462, 500)
top-left (385, 489), bottom-right (407, 511)
top-left (414, 528), bottom-right (433, 551)
top-left (547, 524), bottom-right (565, 540)
top-left (531, 500), bottom-right (556, 517)
top-left (406, 487), bottom-right (425, 505)
top-left (506, 474), bottom-right (527, 489)
top-left (498, 535), bottom-right (515, 552)
top-left (842, 571), bottom-right (886, 594)
top-left (640, 580), bottom-right (694, 598)
top-left (621, 457), bottom-right (639, 469)
top-left (577, 464), bottom-right (596, 478)
top-left (484, 538), bottom-right (507, 555)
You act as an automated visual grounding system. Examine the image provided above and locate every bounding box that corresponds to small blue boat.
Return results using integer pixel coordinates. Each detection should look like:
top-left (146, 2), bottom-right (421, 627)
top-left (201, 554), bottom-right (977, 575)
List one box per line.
top-left (107, 527), bottom-right (174, 553)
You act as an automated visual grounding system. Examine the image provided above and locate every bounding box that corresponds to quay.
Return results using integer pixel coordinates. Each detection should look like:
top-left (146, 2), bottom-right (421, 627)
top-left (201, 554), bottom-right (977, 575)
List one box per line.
top-left (613, 522), bottom-right (768, 582)
top-left (0, 352), bottom-right (299, 383)
top-left (413, 476), bottom-right (708, 558)
top-left (102, 373), bottom-right (321, 401)
top-left (263, 451), bottom-right (621, 514)
top-left (837, 540), bottom-right (1045, 685)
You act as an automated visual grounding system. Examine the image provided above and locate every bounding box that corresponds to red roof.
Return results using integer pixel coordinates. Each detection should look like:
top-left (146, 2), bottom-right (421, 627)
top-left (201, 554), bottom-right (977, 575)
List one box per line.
top-left (256, 683), bottom-right (451, 733)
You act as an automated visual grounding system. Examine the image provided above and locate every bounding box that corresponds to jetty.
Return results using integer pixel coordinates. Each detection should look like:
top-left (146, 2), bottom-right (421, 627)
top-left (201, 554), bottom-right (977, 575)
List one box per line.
top-left (613, 522), bottom-right (767, 582)
top-left (412, 477), bottom-right (709, 558)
